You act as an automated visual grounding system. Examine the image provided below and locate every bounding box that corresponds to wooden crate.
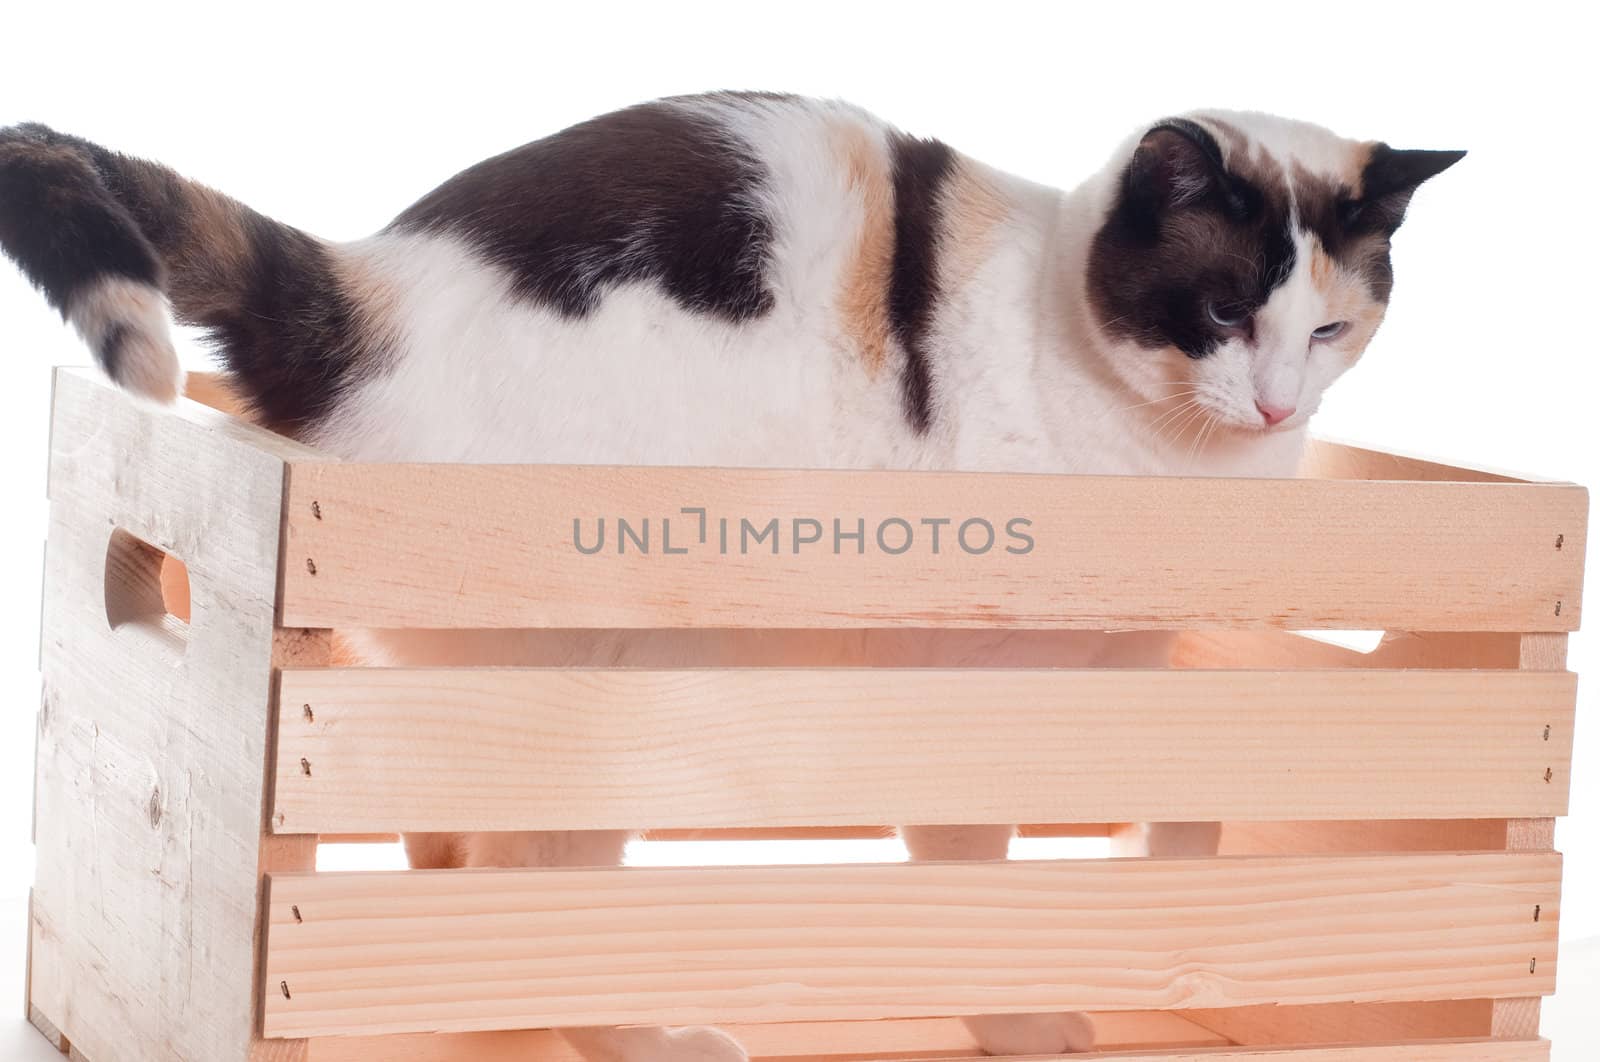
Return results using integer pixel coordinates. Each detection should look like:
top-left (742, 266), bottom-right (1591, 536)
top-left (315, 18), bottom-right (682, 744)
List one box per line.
top-left (27, 367), bottom-right (1588, 1062)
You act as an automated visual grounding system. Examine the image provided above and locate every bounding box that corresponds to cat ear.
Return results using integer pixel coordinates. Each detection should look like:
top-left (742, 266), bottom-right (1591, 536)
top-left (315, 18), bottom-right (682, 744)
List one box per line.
top-left (1125, 121), bottom-right (1229, 214)
top-left (1341, 145), bottom-right (1465, 236)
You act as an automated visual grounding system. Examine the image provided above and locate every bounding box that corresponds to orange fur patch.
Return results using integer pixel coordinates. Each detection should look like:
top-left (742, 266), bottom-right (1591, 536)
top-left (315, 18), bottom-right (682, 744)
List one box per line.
top-left (333, 251), bottom-right (405, 360)
top-left (940, 160), bottom-right (1011, 290)
top-left (832, 121), bottom-right (895, 376)
top-left (1310, 235), bottom-right (1387, 365)
top-left (1309, 243), bottom-right (1336, 291)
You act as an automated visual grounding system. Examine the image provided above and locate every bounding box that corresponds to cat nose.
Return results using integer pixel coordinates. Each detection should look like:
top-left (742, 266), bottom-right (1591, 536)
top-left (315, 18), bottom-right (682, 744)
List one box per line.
top-left (1255, 399), bottom-right (1296, 427)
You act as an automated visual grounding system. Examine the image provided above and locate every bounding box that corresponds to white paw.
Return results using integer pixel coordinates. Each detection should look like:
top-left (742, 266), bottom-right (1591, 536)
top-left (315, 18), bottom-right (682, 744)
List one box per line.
top-left (562, 1024), bottom-right (748, 1062)
top-left (659, 1026), bottom-right (749, 1061)
top-left (68, 276), bottom-right (183, 402)
top-left (964, 1011), bottom-right (1095, 1055)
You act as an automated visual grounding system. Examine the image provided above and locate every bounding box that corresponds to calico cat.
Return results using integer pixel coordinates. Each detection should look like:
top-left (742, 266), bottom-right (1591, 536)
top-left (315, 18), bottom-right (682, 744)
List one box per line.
top-left (0, 94), bottom-right (1460, 1060)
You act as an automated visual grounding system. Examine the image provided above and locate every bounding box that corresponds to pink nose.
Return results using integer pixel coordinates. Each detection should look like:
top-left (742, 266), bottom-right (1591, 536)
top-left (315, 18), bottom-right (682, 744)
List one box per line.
top-left (1255, 400), bottom-right (1296, 427)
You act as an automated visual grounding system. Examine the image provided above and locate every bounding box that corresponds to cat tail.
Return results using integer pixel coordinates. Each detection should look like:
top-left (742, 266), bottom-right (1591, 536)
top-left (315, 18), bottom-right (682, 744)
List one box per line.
top-left (0, 122), bottom-right (343, 412)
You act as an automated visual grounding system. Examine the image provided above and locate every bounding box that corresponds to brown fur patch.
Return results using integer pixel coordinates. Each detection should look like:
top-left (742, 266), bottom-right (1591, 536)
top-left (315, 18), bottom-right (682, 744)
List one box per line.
top-left (833, 120), bottom-right (895, 375)
top-left (1088, 122), bottom-right (1299, 358)
top-left (1291, 160), bottom-right (1395, 300)
top-left (164, 183), bottom-right (256, 320)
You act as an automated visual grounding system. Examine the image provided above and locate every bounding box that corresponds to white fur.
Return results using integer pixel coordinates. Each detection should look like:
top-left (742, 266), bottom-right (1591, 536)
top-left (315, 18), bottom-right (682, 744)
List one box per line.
top-left (68, 276), bottom-right (184, 401)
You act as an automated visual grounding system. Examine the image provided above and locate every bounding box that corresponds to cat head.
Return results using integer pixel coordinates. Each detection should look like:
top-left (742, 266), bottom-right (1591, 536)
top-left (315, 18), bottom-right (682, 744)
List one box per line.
top-left (1086, 112), bottom-right (1462, 436)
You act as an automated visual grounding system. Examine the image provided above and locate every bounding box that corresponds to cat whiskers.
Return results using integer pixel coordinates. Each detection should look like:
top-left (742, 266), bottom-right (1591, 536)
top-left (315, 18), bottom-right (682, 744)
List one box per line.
top-left (1155, 396), bottom-right (1217, 454)
top-left (1185, 410), bottom-right (1222, 470)
top-left (1148, 398), bottom-right (1204, 446)
top-left (1105, 388), bottom-right (1199, 416)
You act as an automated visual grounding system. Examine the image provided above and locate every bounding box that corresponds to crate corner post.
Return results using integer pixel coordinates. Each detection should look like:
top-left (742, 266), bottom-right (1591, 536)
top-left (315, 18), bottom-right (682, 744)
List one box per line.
top-left (28, 370), bottom-right (319, 1062)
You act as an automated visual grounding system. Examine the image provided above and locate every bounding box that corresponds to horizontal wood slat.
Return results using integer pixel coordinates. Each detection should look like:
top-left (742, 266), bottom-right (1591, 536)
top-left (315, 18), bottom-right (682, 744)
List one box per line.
top-left (279, 462), bottom-right (1585, 630)
top-left (299, 1011), bottom-right (1232, 1061)
top-left (263, 852), bottom-right (1559, 1037)
top-left (1299, 438), bottom-right (1532, 483)
top-left (301, 1030), bottom-right (1540, 1062)
top-left (809, 1045), bottom-right (1548, 1062)
top-left (272, 668), bottom-right (1575, 834)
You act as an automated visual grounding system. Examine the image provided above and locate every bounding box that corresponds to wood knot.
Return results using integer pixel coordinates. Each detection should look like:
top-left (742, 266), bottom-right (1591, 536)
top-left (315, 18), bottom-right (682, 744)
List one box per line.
top-left (1556, 533), bottom-right (1564, 550)
top-left (300, 758), bottom-right (312, 777)
top-left (311, 500), bottom-right (323, 520)
top-left (305, 557), bottom-right (318, 576)
top-left (147, 786), bottom-right (162, 829)
top-left (303, 703), bottom-right (315, 723)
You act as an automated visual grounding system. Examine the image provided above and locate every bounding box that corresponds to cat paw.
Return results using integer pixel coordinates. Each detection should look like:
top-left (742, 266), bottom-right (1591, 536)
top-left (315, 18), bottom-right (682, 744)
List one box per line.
top-left (963, 1011), bottom-right (1095, 1055)
top-left (655, 1026), bottom-right (749, 1061)
top-left (563, 1024), bottom-right (749, 1062)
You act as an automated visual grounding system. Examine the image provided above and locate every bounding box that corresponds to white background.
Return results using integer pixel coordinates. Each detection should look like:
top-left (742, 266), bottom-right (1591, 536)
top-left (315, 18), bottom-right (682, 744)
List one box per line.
top-left (0, 0), bottom-right (1596, 1054)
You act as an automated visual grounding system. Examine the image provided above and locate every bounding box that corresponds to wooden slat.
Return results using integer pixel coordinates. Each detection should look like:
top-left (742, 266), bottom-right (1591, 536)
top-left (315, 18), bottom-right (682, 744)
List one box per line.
top-left (181, 370), bottom-right (248, 418)
top-left (262, 852), bottom-right (1558, 1037)
top-left (279, 462), bottom-right (1585, 631)
top-left (301, 1012), bottom-right (1230, 1061)
top-left (1300, 438), bottom-right (1531, 483)
top-left (29, 369), bottom-right (321, 1062)
top-left (885, 1046), bottom-right (1549, 1062)
top-left (1490, 634), bottom-right (1568, 1042)
top-left (1173, 630), bottom-right (1524, 670)
top-left (1217, 820), bottom-right (1516, 855)
top-left (1184, 999), bottom-right (1494, 1046)
top-left (272, 667), bottom-right (1575, 834)
top-left (301, 1033), bottom-right (1547, 1062)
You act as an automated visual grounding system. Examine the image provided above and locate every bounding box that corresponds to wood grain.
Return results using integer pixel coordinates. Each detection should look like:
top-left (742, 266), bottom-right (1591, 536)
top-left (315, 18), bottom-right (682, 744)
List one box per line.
top-left (301, 1011), bottom-right (1231, 1061)
top-left (1172, 630), bottom-right (1525, 670)
top-left (271, 667), bottom-right (1575, 834)
top-left (1299, 438), bottom-right (1531, 483)
top-left (29, 369), bottom-right (321, 1062)
top-left (262, 852), bottom-right (1559, 1037)
top-left (1487, 634), bottom-right (1568, 1042)
top-left (301, 1033), bottom-right (1548, 1062)
top-left (279, 462), bottom-right (1586, 631)
top-left (1183, 999), bottom-right (1494, 1047)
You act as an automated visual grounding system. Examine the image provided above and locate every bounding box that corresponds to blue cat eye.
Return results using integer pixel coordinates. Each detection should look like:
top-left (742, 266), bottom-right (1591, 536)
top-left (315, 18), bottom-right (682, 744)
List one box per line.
top-left (1311, 321), bottom-right (1348, 340)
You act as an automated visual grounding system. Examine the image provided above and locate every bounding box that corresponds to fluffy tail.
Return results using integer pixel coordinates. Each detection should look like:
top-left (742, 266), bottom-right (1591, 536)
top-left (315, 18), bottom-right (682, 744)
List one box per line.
top-left (0, 123), bottom-right (361, 428)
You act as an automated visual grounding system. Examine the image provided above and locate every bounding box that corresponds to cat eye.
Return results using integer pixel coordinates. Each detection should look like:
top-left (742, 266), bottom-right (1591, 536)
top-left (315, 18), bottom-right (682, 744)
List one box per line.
top-left (1311, 321), bottom-right (1348, 341)
top-left (1207, 302), bottom-right (1250, 329)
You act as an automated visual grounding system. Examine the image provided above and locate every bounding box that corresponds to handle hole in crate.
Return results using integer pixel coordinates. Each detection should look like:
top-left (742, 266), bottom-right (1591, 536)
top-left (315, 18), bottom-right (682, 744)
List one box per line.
top-left (104, 528), bottom-right (190, 654)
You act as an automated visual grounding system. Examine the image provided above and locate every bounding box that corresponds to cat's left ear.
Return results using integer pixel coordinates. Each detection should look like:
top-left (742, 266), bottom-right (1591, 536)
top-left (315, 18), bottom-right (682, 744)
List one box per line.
top-left (1342, 145), bottom-right (1466, 236)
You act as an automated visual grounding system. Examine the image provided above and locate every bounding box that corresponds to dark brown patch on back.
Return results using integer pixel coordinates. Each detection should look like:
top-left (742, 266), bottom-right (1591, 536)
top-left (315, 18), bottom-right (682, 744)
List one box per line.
top-left (886, 131), bottom-right (956, 433)
top-left (390, 99), bottom-right (776, 323)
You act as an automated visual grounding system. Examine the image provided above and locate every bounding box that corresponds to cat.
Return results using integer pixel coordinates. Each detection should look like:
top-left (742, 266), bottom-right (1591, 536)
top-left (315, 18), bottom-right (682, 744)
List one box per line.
top-left (0, 94), bottom-right (1460, 1060)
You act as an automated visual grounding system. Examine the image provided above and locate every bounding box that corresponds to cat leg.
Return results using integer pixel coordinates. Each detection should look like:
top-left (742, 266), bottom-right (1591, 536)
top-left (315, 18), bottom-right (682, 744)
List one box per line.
top-left (900, 825), bottom-right (1095, 1055)
top-left (411, 829), bottom-right (748, 1062)
top-left (1142, 821), bottom-right (1223, 857)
